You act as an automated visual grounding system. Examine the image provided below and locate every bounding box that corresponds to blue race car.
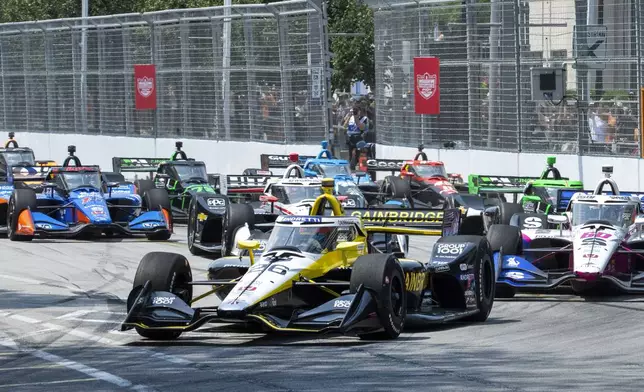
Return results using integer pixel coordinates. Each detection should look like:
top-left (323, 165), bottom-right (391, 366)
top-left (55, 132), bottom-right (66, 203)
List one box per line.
top-left (6, 164), bottom-right (173, 241)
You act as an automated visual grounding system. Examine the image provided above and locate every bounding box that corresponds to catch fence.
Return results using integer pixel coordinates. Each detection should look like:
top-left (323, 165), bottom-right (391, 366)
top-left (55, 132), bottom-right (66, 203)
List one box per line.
top-left (368, 0), bottom-right (643, 157)
top-left (0, 0), bottom-right (329, 144)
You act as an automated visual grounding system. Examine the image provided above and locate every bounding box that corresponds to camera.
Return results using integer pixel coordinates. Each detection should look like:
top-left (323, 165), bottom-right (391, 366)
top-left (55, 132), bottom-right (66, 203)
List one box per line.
top-left (176, 141), bottom-right (183, 150)
top-left (68, 145), bottom-right (76, 155)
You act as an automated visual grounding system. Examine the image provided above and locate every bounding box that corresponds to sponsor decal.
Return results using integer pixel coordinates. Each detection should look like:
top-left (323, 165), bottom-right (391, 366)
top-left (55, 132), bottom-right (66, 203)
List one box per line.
top-left (523, 201), bottom-right (535, 212)
top-left (365, 159), bottom-right (404, 170)
top-left (342, 198), bottom-right (357, 208)
top-left (435, 243), bottom-right (467, 256)
top-left (235, 285), bottom-right (257, 292)
top-left (417, 72), bottom-right (437, 100)
top-left (280, 216), bottom-right (322, 223)
top-left (505, 271), bottom-right (525, 279)
top-left (405, 272), bottom-right (425, 291)
top-left (507, 257), bottom-right (520, 267)
top-left (333, 300), bottom-right (351, 309)
top-left (351, 210), bottom-right (443, 223)
top-left (143, 222), bottom-right (160, 228)
top-left (36, 223), bottom-right (52, 229)
top-left (207, 197), bottom-right (226, 207)
top-left (91, 206), bottom-right (106, 216)
top-left (433, 264), bottom-right (450, 272)
top-left (459, 263), bottom-right (468, 271)
top-left (582, 254), bottom-right (598, 258)
top-left (151, 296), bottom-right (175, 305)
top-left (460, 273), bottom-right (475, 281)
top-left (197, 213), bottom-right (208, 222)
top-left (580, 231), bottom-right (612, 239)
top-left (259, 298), bottom-right (278, 308)
top-left (523, 216), bottom-right (543, 228)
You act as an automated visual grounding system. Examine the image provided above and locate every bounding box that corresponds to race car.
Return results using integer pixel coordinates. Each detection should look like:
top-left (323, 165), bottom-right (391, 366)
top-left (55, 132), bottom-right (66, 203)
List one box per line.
top-left (362, 157), bottom-right (501, 234)
top-left (0, 133), bottom-right (57, 234)
top-left (467, 156), bottom-right (583, 214)
top-left (489, 166), bottom-right (644, 297)
top-left (259, 141), bottom-right (380, 197)
top-left (121, 191), bottom-right (496, 340)
top-left (5, 148), bottom-right (173, 241)
top-left (113, 142), bottom-right (277, 221)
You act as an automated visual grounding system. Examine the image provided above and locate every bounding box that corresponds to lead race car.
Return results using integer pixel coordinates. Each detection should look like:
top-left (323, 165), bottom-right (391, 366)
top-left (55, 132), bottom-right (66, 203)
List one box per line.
top-left (122, 191), bottom-right (496, 340)
top-left (490, 166), bottom-right (644, 296)
top-left (5, 147), bottom-right (172, 241)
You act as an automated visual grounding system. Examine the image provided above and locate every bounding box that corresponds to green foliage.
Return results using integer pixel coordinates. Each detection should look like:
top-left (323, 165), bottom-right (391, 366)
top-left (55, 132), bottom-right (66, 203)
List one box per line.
top-left (328, 0), bottom-right (374, 92)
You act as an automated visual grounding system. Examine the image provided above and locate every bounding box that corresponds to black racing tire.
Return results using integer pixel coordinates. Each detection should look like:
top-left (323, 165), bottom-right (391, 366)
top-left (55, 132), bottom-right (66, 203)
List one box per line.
top-left (130, 252), bottom-right (193, 340)
top-left (498, 202), bottom-right (524, 225)
top-left (382, 175), bottom-right (411, 199)
top-left (144, 188), bottom-right (172, 241)
top-left (463, 239), bottom-right (495, 322)
top-left (135, 179), bottom-right (155, 209)
top-left (350, 254), bottom-right (406, 340)
top-left (486, 225), bottom-right (520, 299)
top-left (7, 189), bottom-right (37, 241)
top-left (187, 197), bottom-right (206, 255)
top-left (224, 203), bottom-right (255, 256)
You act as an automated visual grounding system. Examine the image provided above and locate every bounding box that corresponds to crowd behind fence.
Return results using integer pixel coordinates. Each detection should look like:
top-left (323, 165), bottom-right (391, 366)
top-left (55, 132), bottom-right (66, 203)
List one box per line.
top-left (368, 0), bottom-right (643, 157)
top-left (0, 0), bottom-right (328, 145)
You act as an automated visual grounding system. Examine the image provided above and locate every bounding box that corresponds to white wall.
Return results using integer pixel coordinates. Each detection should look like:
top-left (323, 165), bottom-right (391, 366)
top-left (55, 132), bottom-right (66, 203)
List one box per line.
top-left (15, 132), bottom-right (644, 191)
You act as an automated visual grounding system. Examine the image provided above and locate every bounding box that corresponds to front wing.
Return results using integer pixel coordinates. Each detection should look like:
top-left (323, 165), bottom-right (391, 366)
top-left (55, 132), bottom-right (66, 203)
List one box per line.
top-left (27, 210), bottom-right (169, 238)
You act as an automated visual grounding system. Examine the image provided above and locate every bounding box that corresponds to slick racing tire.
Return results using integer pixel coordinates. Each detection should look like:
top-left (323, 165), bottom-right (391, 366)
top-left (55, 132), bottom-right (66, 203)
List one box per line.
top-left (223, 204), bottom-right (255, 256)
top-left (463, 238), bottom-right (496, 322)
top-left (135, 179), bottom-right (155, 208)
top-left (130, 252), bottom-right (193, 340)
top-left (381, 175), bottom-right (411, 200)
top-left (187, 197), bottom-right (206, 256)
top-left (499, 203), bottom-right (524, 225)
top-left (7, 189), bottom-right (37, 242)
top-left (486, 224), bottom-right (521, 298)
top-left (350, 254), bottom-right (406, 340)
top-left (144, 188), bottom-right (173, 241)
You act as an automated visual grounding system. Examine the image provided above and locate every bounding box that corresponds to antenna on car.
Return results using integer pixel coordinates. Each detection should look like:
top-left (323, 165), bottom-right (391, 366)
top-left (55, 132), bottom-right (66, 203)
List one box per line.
top-left (541, 156), bottom-right (561, 180)
top-left (63, 145), bottom-right (82, 167)
top-left (602, 166), bottom-right (613, 179)
top-left (4, 132), bottom-right (18, 148)
top-left (414, 144), bottom-right (428, 161)
top-left (172, 141), bottom-right (188, 161)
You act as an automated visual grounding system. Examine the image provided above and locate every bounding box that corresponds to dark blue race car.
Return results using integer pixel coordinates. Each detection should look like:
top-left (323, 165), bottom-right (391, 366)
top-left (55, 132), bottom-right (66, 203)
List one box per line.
top-left (6, 165), bottom-right (173, 241)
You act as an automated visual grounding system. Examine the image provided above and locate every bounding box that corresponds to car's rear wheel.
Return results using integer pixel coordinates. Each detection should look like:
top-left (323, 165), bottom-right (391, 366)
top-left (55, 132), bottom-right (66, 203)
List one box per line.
top-left (224, 204), bottom-right (255, 256)
top-left (7, 189), bottom-right (37, 242)
top-left (350, 254), bottom-right (406, 340)
top-left (464, 240), bottom-right (495, 322)
top-left (129, 252), bottom-right (193, 340)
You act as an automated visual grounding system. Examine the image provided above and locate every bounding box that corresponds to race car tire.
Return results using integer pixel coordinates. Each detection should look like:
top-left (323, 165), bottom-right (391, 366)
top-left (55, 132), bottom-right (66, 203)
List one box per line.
top-left (382, 175), bottom-right (411, 199)
top-left (7, 189), bottom-right (37, 242)
top-left (498, 202), bottom-right (524, 225)
top-left (144, 188), bottom-right (173, 241)
top-left (463, 238), bottom-right (496, 321)
top-left (130, 252), bottom-right (193, 340)
top-left (187, 197), bottom-right (206, 255)
top-left (486, 224), bottom-right (521, 298)
top-left (350, 254), bottom-right (406, 340)
top-left (135, 179), bottom-right (155, 209)
top-left (223, 203), bottom-right (255, 256)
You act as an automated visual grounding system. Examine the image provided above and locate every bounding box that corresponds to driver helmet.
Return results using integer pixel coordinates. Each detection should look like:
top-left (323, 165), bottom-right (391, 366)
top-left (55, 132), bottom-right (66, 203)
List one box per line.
top-left (603, 205), bottom-right (623, 223)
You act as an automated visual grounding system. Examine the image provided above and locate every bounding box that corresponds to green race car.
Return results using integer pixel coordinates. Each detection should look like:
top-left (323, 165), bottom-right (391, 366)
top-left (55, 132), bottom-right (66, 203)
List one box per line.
top-left (467, 156), bottom-right (583, 214)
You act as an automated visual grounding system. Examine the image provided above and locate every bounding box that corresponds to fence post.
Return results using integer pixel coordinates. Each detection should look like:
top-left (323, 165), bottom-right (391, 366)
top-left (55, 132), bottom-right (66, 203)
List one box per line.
top-left (466, 0), bottom-right (476, 149)
top-left (276, 13), bottom-right (295, 143)
top-left (149, 21), bottom-right (160, 139)
top-left (636, 0), bottom-right (642, 157)
top-left (98, 28), bottom-right (107, 134)
top-left (122, 27), bottom-right (132, 136)
top-left (180, 20), bottom-right (191, 138)
top-left (22, 34), bottom-right (31, 133)
top-left (43, 30), bottom-right (56, 134)
top-left (211, 17), bottom-right (223, 141)
top-left (321, 1), bottom-right (333, 149)
top-left (222, 2), bottom-right (232, 140)
top-left (0, 40), bottom-right (6, 131)
top-left (243, 17), bottom-right (257, 142)
top-left (514, 0), bottom-right (523, 152)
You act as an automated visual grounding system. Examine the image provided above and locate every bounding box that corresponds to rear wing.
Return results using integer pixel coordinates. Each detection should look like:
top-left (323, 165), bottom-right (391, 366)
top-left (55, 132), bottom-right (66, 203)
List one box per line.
top-left (260, 154), bottom-right (316, 170)
top-left (557, 189), bottom-right (644, 212)
top-left (8, 165), bottom-right (51, 182)
top-left (210, 174), bottom-right (280, 195)
top-left (467, 175), bottom-right (554, 195)
top-left (112, 157), bottom-right (167, 174)
top-left (362, 158), bottom-right (406, 173)
top-left (344, 207), bottom-right (443, 229)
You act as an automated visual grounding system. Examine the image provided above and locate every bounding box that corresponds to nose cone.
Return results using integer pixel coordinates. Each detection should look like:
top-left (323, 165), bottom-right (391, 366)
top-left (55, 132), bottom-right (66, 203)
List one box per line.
top-left (217, 299), bottom-right (251, 319)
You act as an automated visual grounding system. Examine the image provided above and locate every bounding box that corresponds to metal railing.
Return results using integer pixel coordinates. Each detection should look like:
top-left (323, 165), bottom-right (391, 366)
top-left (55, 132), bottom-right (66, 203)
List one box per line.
top-left (0, 0), bottom-right (328, 144)
top-left (368, 0), bottom-right (642, 157)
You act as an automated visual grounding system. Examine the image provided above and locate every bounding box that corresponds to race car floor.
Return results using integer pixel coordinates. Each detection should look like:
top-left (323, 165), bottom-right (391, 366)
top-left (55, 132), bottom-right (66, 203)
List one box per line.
top-left (1, 226), bottom-right (644, 391)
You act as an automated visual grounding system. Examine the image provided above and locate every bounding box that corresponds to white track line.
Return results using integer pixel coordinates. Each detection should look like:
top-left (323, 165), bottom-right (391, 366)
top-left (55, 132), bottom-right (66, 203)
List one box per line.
top-left (0, 337), bottom-right (153, 391)
top-left (0, 274), bottom-right (43, 285)
top-left (56, 309), bottom-right (96, 320)
top-left (3, 313), bottom-right (194, 366)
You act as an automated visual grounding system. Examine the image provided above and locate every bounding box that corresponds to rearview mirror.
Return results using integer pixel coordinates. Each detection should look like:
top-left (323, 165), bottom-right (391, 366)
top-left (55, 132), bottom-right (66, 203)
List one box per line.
top-left (336, 241), bottom-right (363, 252)
top-left (106, 182), bottom-right (120, 188)
top-left (484, 206), bottom-right (499, 217)
top-left (238, 240), bottom-right (261, 250)
top-left (259, 195), bottom-right (278, 203)
top-left (547, 215), bottom-right (568, 225)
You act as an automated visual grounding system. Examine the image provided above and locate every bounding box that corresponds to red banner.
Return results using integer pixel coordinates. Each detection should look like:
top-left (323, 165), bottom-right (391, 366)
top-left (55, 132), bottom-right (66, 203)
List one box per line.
top-left (134, 64), bottom-right (157, 110)
top-left (414, 57), bottom-right (440, 115)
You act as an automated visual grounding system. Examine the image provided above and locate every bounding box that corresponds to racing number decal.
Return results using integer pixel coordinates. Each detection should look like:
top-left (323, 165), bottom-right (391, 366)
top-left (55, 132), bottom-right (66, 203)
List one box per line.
top-left (433, 180), bottom-right (457, 195)
top-left (267, 264), bottom-right (289, 275)
top-left (580, 232), bottom-right (612, 239)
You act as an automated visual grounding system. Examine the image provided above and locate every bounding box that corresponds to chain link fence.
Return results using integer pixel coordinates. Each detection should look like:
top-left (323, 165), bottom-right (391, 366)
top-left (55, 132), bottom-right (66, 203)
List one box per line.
top-left (0, 0), bottom-right (328, 144)
top-left (369, 0), bottom-right (642, 157)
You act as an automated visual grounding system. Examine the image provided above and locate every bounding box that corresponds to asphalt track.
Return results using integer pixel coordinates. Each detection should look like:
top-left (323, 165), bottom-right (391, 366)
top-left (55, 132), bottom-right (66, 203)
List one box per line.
top-left (2, 227), bottom-right (644, 391)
